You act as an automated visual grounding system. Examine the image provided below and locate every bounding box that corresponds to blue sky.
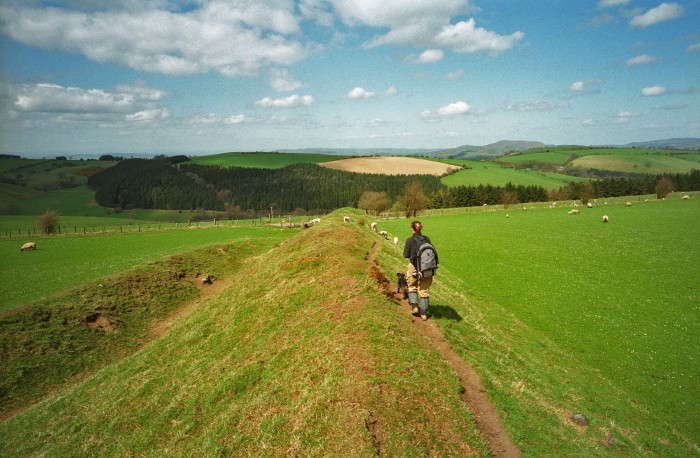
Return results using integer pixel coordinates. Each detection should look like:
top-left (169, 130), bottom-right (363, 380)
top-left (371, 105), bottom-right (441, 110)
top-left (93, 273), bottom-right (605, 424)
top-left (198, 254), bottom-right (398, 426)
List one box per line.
top-left (1, 0), bottom-right (698, 157)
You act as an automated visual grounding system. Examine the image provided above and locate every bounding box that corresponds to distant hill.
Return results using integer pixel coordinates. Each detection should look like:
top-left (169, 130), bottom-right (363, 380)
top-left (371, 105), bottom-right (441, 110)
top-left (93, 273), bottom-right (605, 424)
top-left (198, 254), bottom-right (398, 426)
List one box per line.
top-left (437, 140), bottom-right (548, 160)
top-left (619, 138), bottom-right (700, 150)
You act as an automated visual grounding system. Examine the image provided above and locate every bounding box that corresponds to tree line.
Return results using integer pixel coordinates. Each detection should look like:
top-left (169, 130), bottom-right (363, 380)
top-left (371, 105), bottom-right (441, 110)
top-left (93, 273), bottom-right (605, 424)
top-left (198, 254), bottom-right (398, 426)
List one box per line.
top-left (88, 158), bottom-right (700, 215)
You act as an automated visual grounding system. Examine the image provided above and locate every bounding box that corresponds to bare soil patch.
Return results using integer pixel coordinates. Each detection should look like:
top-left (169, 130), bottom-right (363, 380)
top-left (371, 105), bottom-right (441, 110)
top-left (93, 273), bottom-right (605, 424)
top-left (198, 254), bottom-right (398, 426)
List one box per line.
top-left (320, 156), bottom-right (460, 176)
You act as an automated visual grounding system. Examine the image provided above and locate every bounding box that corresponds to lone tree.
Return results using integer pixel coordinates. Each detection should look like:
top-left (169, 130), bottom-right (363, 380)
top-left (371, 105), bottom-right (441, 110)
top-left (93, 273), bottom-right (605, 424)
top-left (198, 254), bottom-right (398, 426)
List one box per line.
top-left (655, 176), bottom-right (675, 199)
top-left (358, 191), bottom-right (390, 215)
top-left (38, 210), bottom-right (60, 235)
top-left (400, 181), bottom-right (427, 218)
top-left (578, 181), bottom-right (596, 205)
top-left (501, 190), bottom-right (519, 209)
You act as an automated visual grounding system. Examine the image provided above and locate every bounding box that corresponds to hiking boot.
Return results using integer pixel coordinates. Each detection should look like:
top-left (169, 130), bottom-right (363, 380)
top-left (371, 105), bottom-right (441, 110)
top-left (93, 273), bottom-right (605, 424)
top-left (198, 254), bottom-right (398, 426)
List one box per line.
top-left (421, 314), bottom-right (428, 321)
top-left (412, 306), bottom-right (419, 315)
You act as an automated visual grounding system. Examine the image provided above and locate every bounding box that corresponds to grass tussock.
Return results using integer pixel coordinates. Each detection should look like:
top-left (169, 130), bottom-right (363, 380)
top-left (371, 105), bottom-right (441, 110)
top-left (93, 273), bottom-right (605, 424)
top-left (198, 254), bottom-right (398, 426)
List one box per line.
top-left (0, 217), bottom-right (488, 457)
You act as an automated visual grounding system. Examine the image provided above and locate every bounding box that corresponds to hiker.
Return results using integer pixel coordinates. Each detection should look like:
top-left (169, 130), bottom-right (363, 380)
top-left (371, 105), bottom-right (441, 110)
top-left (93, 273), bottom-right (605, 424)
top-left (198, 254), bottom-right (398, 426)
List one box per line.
top-left (403, 220), bottom-right (437, 321)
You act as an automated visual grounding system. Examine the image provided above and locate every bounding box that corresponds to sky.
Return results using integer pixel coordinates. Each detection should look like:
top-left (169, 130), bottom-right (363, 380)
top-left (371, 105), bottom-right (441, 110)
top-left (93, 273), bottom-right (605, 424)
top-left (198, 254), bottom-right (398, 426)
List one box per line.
top-left (0, 0), bottom-right (698, 158)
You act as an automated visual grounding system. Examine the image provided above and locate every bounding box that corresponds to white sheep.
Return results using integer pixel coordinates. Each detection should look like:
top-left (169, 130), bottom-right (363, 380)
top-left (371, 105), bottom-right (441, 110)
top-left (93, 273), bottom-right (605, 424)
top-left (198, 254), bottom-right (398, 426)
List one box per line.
top-left (587, 202), bottom-right (593, 208)
top-left (568, 209), bottom-right (580, 215)
top-left (379, 230), bottom-right (388, 239)
top-left (602, 215), bottom-right (609, 223)
top-left (20, 242), bottom-right (37, 251)
top-left (370, 222), bottom-right (377, 231)
top-left (625, 201), bottom-right (632, 207)
top-left (343, 216), bottom-right (350, 223)
top-left (681, 195), bottom-right (690, 200)
top-left (311, 218), bottom-right (321, 224)
top-left (393, 236), bottom-right (399, 244)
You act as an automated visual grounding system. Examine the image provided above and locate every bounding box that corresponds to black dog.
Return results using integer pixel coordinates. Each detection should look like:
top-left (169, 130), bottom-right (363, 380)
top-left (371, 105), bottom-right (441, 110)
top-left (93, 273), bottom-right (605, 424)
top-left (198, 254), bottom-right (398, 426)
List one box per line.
top-left (396, 272), bottom-right (409, 299)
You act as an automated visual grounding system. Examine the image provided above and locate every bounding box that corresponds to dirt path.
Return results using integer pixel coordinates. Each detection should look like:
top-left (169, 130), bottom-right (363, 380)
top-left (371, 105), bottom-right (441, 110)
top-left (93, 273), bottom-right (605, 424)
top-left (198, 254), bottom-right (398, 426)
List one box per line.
top-left (368, 242), bottom-right (520, 458)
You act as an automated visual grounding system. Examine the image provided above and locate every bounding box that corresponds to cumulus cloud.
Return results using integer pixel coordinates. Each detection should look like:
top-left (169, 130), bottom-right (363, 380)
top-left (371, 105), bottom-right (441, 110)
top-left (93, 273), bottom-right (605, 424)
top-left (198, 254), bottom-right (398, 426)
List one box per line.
top-left (597, 0), bottom-right (630, 7)
top-left (347, 87), bottom-right (376, 99)
top-left (614, 111), bottom-right (640, 123)
top-left (445, 69), bottom-right (465, 80)
top-left (421, 101), bottom-right (470, 121)
top-left (270, 69), bottom-right (307, 92)
top-left (417, 49), bottom-right (444, 63)
top-left (330, 0), bottom-right (523, 55)
top-left (626, 54), bottom-right (660, 66)
top-left (641, 85), bottom-right (667, 96)
top-left (10, 82), bottom-right (168, 122)
top-left (569, 80), bottom-right (603, 93)
top-left (0, 2), bottom-right (311, 78)
top-left (255, 94), bottom-right (314, 108)
top-left (630, 3), bottom-right (684, 28)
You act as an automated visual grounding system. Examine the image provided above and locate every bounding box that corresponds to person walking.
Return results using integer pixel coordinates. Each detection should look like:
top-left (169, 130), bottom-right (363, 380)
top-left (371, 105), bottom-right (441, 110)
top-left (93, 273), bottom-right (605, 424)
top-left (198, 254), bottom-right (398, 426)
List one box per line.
top-left (403, 220), bottom-right (434, 321)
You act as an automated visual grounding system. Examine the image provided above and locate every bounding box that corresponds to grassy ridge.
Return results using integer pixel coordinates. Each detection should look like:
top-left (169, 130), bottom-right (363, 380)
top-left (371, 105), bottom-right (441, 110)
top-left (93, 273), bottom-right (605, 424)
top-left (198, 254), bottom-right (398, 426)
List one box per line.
top-left (0, 227), bottom-right (292, 312)
top-left (379, 199), bottom-right (700, 455)
top-left (0, 218), bottom-right (488, 456)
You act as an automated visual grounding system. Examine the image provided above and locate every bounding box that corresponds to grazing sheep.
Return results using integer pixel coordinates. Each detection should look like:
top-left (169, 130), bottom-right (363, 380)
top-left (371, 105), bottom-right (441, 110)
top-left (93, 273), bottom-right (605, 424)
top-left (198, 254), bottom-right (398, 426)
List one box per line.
top-left (602, 215), bottom-right (609, 223)
top-left (202, 275), bottom-right (213, 284)
top-left (311, 218), bottom-right (321, 224)
top-left (393, 236), bottom-right (399, 244)
top-left (370, 222), bottom-right (377, 231)
top-left (681, 195), bottom-right (690, 200)
top-left (587, 202), bottom-right (593, 208)
top-left (343, 216), bottom-right (350, 223)
top-left (20, 242), bottom-right (37, 251)
top-left (379, 230), bottom-right (388, 239)
top-left (506, 214), bottom-right (510, 218)
top-left (568, 209), bottom-right (580, 215)
top-left (625, 201), bottom-right (632, 207)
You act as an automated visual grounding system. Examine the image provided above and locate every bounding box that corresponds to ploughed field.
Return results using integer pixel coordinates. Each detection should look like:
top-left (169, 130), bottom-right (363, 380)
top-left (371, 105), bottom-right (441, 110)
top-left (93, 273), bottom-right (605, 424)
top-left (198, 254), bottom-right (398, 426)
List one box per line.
top-left (320, 156), bottom-right (461, 176)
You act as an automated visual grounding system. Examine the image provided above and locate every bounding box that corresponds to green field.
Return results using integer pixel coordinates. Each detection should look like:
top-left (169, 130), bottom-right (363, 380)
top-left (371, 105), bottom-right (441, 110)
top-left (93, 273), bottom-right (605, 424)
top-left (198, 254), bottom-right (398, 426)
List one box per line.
top-left (0, 227), bottom-right (293, 311)
top-left (379, 199), bottom-right (700, 454)
top-left (570, 154), bottom-right (699, 174)
top-left (186, 152), bottom-right (345, 168)
top-left (440, 160), bottom-right (585, 188)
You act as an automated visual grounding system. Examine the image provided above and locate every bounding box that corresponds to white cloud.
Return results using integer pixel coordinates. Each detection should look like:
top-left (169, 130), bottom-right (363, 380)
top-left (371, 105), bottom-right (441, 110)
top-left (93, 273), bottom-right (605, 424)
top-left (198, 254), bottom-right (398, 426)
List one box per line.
top-left (330, 0), bottom-right (523, 55)
top-left (642, 85), bottom-right (667, 96)
top-left (445, 69), bottom-right (465, 80)
top-left (10, 82), bottom-right (167, 123)
top-left (385, 86), bottom-right (398, 96)
top-left (597, 0), bottom-right (630, 8)
top-left (583, 118), bottom-right (597, 126)
top-left (417, 49), bottom-right (444, 63)
top-left (255, 94), bottom-right (314, 108)
top-left (688, 42), bottom-right (700, 52)
top-left (614, 111), bottom-right (640, 123)
top-left (626, 54), bottom-right (660, 66)
top-left (569, 80), bottom-right (603, 93)
top-left (347, 87), bottom-right (376, 99)
top-left (421, 100), bottom-right (470, 121)
top-left (225, 114), bottom-right (249, 124)
top-left (0, 3), bottom-right (311, 78)
top-left (270, 69), bottom-right (307, 92)
top-left (630, 3), bottom-right (684, 28)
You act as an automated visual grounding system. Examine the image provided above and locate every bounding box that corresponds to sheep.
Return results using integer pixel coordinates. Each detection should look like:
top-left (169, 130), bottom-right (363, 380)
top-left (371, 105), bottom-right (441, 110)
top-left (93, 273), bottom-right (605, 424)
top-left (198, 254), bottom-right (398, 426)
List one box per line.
top-left (379, 230), bottom-right (388, 239)
top-left (311, 218), bottom-right (321, 224)
top-left (681, 195), bottom-right (690, 200)
top-left (568, 209), bottom-right (580, 215)
top-left (602, 215), bottom-right (609, 223)
top-left (587, 202), bottom-right (593, 208)
top-left (202, 274), bottom-right (213, 285)
top-left (370, 222), bottom-right (377, 231)
top-left (343, 216), bottom-right (350, 223)
top-left (625, 201), bottom-right (632, 207)
top-left (393, 236), bottom-right (399, 244)
top-left (20, 242), bottom-right (36, 251)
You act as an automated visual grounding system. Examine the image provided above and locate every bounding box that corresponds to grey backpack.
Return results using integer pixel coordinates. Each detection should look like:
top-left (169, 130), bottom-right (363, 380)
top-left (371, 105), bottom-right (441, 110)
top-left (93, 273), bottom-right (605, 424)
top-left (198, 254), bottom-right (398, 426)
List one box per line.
top-left (414, 237), bottom-right (438, 278)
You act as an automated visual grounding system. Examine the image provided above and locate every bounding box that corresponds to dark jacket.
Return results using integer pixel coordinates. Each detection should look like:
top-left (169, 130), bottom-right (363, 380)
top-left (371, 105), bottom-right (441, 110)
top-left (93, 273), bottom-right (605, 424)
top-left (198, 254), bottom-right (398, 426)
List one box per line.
top-left (403, 232), bottom-right (432, 268)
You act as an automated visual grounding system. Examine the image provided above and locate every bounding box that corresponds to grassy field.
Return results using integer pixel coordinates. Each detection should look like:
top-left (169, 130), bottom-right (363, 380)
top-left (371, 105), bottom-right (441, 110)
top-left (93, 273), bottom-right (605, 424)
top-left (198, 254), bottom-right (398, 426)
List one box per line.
top-left (570, 154), bottom-right (699, 174)
top-left (0, 216), bottom-right (488, 456)
top-left (378, 199), bottom-right (699, 455)
top-left (186, 152), bottom-right (345, 168)
top-left (0, 227), bottom-right (293, 312)
top-left (440, 160), bottom-right (585, 188)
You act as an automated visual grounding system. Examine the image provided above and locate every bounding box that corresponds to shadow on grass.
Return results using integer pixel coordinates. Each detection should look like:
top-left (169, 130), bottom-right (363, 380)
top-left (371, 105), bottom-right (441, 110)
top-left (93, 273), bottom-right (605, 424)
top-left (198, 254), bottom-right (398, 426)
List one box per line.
top-left (431, 304), bottom-right (463, 322)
